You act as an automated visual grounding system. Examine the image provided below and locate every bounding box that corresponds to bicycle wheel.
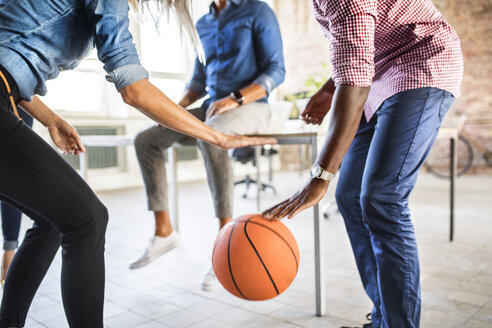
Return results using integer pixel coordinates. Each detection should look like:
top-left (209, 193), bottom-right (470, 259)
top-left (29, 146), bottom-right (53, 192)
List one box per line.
top-left (424, 134), bottom-right (474, 178)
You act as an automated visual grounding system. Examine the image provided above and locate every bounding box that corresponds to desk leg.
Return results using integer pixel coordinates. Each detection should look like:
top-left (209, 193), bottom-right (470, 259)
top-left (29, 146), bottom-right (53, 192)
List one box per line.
top-left (80, 152), bottom-right (88, 180)
top-left (450, 137), bottom-right (456, 242)
top-left (312, 137), bottom-right (326, 316)
top-left (168, 147), bottom-right (179, 232)
top-left (255, 146), bottom-right (261, 212)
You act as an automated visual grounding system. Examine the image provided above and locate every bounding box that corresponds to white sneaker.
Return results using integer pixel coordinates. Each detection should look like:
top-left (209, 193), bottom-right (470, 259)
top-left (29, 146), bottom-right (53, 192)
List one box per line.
top-left (129, 231), bottom-right (180, 269)
top-left (200, 263), bottom-right (220, 292)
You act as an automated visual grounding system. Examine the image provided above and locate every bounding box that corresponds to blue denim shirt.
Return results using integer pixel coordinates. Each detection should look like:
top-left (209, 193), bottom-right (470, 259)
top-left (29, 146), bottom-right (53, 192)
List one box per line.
top-left (0, 0), bottom-right (148, 101)
top-left (188, 0), bottom-right (285, 108)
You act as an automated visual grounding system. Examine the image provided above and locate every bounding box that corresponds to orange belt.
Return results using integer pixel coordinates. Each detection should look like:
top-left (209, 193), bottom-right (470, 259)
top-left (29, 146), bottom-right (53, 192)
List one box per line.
top-left (0, 70), bottom-right (21, 120)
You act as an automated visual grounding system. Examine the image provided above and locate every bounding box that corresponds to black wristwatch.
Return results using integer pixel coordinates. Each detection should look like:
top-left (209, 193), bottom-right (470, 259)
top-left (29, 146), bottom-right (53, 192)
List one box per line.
top-left (230, 90), bottom-right (245, 105)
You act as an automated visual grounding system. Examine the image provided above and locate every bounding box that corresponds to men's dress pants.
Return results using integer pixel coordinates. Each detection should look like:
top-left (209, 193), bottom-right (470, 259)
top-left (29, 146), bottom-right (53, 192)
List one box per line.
top-left (335, 87), bottom-right (455, 328)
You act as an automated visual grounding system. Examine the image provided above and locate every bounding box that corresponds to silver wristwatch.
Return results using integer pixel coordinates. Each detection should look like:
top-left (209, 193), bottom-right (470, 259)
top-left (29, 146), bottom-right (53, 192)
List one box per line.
top-left (310, 163), bottom-right (335, 182)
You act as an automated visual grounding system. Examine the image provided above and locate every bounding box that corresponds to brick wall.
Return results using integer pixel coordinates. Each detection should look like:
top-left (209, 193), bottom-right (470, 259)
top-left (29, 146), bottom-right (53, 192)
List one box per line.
top-left (273, 0), bottom-right (492, 174)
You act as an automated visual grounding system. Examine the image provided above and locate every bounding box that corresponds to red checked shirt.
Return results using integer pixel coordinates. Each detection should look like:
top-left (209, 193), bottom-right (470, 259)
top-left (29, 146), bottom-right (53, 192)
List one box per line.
top-left (312, 0), bottom-right (464, 120)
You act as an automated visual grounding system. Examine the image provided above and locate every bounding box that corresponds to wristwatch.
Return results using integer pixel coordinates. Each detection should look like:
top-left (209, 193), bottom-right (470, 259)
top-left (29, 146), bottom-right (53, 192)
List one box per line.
top-left (310, 163), bottom-right (335, 182)
top-left (230, 90), bottom-right (245, 105)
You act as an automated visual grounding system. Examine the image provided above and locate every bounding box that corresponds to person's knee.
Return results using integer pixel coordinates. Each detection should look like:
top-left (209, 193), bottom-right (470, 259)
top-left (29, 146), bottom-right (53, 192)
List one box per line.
top-left (335, 182), bottom-right (354, 212)
top-left (78, 197), bottom-right (108, 237)
top-left (134, 129), bottom-right (153, 155)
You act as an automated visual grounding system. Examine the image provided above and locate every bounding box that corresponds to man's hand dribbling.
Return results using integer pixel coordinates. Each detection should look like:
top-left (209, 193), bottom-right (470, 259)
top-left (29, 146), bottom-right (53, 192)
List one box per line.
top-left (263, 178), bottom-right (329, 220)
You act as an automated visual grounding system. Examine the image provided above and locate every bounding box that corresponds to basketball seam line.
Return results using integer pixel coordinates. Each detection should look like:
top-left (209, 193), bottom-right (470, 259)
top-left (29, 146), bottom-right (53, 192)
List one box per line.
top-left (244, 220), bottom-right (280, 295)
top-left (242, 220), bottom-right (299, 270)
top-left (228, 220), bottom-right (248, 300)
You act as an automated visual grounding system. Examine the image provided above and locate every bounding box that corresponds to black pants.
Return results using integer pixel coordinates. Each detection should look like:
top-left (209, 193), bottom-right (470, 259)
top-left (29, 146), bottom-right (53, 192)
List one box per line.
top-left (0, 66), bottom-right (107, 328)
top-left (1, 108), bottom-right (34, 251)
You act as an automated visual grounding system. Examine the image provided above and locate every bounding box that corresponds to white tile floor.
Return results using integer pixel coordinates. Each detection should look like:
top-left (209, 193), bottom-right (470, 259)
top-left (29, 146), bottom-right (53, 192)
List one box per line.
top-left (5, 172), bottom-right (492, 328)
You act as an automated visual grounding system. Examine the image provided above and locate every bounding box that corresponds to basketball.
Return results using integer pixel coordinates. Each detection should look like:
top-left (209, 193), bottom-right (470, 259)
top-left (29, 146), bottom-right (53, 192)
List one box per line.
top-left (212, 214), bottom-right (300, 301)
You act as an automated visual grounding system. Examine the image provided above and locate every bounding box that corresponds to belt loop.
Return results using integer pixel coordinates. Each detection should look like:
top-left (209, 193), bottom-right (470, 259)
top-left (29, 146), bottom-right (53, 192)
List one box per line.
top-left (0, 70), bottom-right (22, 120)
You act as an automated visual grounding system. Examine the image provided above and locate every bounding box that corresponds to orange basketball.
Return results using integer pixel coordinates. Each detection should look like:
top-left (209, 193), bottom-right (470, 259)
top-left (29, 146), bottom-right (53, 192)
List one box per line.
top-left (212, 214), bottom-right (300, 301)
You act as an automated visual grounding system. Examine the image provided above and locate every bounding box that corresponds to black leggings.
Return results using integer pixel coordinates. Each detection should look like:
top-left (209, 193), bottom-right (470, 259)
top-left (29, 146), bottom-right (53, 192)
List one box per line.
top-left (0, 67), bottom-right (107, 328)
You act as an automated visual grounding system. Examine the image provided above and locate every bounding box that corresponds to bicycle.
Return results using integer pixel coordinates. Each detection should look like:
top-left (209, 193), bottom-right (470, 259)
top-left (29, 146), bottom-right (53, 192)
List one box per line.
top-left (424, 115), bottom-right (492, 178)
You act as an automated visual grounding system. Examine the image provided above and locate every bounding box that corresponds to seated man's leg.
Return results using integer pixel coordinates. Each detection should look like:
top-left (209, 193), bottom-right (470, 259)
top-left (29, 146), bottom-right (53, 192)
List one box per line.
top-left (131, 108), bottom-right (203, 269)
top-left (197, 102), bottom-right (271, 223)
top-left (197, 102), bottom-right (271, 290)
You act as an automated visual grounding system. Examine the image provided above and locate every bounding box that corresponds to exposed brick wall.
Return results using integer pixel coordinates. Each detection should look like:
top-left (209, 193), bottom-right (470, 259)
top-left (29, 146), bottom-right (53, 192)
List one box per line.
top-left (273, 0), bottom-right (492, 174)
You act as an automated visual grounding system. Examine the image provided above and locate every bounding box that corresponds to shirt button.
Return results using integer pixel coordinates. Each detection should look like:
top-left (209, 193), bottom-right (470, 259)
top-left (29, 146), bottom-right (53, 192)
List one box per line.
top-left (105, 75), bottom-right (114, 83)
top-left (58, 66), bottom-right (64, 71)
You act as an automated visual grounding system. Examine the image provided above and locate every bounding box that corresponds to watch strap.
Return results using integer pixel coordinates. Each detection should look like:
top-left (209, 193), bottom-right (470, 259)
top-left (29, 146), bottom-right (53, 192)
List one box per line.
top-left (230, 90), bottom-right (245, 105)
top-left (319, 170), bottom-right (335, 182)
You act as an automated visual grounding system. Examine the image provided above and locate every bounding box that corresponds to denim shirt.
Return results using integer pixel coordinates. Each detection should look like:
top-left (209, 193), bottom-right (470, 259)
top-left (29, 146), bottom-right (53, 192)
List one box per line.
top-left (0, 0), bottom-right (148, 101)
top-left (188, 0), bottom-right (285, 108)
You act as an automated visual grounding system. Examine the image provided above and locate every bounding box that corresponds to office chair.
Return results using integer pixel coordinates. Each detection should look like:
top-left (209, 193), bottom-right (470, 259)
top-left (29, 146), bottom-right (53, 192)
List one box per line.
top-left (231, 146), bottom-right (277, 198)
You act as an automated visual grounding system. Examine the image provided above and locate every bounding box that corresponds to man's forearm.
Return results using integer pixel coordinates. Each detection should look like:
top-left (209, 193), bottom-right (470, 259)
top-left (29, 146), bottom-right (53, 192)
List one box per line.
top-left (316, 84), bottom-right (370, 174)
top-left (178, 89), bottom-right (203, 108)
top-left (322, 78), bottom-right (336, 94)
top-left (238, 83), bottom-right (267, 105)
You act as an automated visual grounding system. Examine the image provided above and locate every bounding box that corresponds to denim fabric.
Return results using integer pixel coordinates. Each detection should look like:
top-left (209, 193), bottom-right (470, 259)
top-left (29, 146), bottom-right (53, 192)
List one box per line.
top-left (0, 0), bottom-right (148, 100)
top-left (335, 87), bottom-right (455, 328)
top-left (187, 0), bottom-right (285, 108)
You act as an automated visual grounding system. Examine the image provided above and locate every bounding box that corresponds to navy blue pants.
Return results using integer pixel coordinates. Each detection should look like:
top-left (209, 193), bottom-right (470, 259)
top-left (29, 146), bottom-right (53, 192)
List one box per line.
top-left (1, 108), bottom-right (33, 251)
top-left (335, 88), bottom-right (454, 328)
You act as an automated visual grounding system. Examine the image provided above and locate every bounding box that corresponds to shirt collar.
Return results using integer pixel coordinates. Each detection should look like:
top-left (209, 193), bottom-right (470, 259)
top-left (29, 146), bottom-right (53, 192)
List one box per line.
top-left (209, 0), bottom-right (243, 14)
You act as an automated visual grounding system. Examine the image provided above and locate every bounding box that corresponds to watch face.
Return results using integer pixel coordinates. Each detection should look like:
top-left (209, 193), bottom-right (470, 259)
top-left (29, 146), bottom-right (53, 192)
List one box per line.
top-left (310, 164), bottom-right (321, 177)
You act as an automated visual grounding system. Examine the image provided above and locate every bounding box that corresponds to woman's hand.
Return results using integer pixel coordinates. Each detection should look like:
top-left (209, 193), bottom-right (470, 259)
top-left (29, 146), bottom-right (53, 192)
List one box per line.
top-left (263, 178), bottom-right (329, 220)
top-left (301, 88), bottom-right (334, 125)
top-left (216, 134), bottom-right (277, 150)
top-left (48, 119), bottom-right (85, 155)
top-left (206, 96), bottom-right (239, 120)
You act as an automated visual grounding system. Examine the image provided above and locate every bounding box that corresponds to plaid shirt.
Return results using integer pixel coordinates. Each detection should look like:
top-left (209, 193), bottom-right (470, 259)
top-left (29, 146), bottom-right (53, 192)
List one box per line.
top-left (312, 0), bottom-right (464, 120)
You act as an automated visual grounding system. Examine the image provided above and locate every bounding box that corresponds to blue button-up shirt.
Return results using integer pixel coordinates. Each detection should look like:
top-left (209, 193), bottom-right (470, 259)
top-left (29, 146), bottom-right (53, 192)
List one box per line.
top-left (188, 0), bottom-right (285, 108)
top-left (0, 0), bottom-right (148, 101)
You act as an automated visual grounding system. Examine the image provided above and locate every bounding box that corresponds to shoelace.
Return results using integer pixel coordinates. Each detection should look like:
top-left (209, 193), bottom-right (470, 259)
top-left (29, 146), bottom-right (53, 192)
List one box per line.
top-left (362, 313), bottom-right (372, 328)
top-left (341, 313), bottom-right (372, 328)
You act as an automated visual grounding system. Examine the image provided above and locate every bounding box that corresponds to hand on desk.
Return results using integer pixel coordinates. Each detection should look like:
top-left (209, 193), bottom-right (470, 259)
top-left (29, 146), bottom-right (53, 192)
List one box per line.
top-left (263, 178), bottom-right (329, 220)
top-left (206, 96), bottom-right (239, 120)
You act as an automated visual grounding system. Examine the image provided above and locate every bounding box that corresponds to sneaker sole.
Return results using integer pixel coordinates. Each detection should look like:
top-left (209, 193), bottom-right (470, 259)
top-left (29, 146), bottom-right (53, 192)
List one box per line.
top-left (129, 239), bottom-right (181, 269)
top-left (200, 282), bottom-right (221, 292)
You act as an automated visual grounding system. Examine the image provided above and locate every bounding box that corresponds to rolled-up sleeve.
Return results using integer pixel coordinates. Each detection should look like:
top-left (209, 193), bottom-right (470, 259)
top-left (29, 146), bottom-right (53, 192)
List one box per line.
top-left (314, 0), bottom-right (376, 87)
top-left (84, 0), bottom-right (149, 91)
top-left (252, 3), bottom-right (285, 94)
top-left (186, 57), bottom-right (207, 97)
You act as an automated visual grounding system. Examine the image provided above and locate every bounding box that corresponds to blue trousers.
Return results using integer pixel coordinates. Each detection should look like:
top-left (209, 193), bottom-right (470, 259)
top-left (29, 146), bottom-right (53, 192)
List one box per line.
top-left (1, 108), bottom-right (33, 251)
top-left (335, 88), bottom-right (454, 328)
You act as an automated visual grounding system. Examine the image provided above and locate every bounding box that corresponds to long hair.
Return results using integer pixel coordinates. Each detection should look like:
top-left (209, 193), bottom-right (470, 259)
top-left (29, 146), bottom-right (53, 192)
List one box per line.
top-left (129, 0), bottom-right (204, 62)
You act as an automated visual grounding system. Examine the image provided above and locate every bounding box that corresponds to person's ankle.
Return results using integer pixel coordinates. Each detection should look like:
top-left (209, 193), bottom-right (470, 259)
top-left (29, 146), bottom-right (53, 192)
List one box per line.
top-left (155, 229), bottom-right (173, 238)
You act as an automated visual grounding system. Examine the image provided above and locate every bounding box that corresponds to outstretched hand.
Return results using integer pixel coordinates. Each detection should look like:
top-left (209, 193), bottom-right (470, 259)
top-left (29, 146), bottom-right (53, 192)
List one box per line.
top-left (217, 134), bottom-right (277, 150)
top-left (263, 178), bottom-right (329, 220)
top-left (48, 119), bottom-right (85, 155)
top-left (301, 87), bottom-right (334, 125)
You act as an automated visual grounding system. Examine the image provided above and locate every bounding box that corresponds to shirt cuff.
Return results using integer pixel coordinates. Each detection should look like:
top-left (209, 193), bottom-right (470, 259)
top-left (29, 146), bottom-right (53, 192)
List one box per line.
top-left (105, 64), bottom-right (149, 92)
top-left (253, 74), bottom-right (276, 95)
